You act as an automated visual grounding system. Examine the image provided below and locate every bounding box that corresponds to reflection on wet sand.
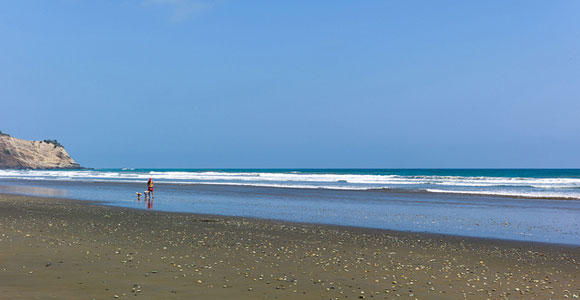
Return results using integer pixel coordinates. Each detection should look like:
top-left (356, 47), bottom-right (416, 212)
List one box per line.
top-left (0, 185), bottom-right (66, 196)
top-left (137, 192), bottom-right (153, 209)
top-left (1, 179), bottom-right (579, 245)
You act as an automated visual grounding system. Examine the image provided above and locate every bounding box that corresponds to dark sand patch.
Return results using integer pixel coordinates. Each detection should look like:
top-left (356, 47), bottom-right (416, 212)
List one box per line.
top-left (0, 193), bottom-right (578, 299)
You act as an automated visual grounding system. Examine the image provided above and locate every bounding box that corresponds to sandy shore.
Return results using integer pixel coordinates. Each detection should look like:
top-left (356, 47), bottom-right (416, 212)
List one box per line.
top-left (0, 194), bottom-right (578, 299)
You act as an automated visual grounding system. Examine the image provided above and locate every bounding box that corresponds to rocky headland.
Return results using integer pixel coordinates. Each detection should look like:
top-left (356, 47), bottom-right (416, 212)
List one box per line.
top-left (0, 131), bottom-right (81, 169)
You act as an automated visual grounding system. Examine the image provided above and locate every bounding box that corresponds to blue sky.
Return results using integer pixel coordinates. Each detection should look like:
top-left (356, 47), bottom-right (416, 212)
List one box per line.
top-left (1, 0), bottom-right (579, 168)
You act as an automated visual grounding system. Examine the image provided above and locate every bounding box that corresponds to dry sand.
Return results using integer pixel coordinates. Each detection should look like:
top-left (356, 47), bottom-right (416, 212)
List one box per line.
top-left (0, 193), bottom-right (578, 299)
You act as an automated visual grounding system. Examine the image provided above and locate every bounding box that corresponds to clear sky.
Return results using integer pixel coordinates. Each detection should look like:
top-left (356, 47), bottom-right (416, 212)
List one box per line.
top-left (1, 1), bottom-right (579, 168)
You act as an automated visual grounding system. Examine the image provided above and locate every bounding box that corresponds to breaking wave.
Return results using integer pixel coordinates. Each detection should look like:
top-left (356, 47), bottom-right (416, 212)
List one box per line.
top-left (0, 169), bottom-right (580, 199)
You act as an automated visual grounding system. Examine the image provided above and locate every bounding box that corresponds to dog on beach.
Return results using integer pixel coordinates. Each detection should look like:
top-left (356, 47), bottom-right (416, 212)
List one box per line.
top-left (137, 190), bottom-right (152, 202)
top-left (137, 191), bottom-right (151, 201)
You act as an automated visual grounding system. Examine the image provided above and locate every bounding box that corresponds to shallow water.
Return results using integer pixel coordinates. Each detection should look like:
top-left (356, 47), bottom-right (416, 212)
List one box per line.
top-left (2, 168), bottom-right (580, 199)
top-left (1, 178), bottom-right (579, 246)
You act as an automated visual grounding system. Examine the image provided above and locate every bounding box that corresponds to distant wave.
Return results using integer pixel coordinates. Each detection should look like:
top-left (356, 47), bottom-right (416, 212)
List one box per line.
top-left (425, 189), bottom-right (580, 200)
top-left (1, 169), bottom-right (580, 199)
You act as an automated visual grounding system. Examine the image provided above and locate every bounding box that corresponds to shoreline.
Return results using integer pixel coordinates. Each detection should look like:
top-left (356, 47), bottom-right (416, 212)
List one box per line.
top-left (2, 191), bottom-right (579, 248)
top-left (0, 193), bottom-right (578, 299)
top-left (3, 168), bottom-right (580, 202)
top-left (99, 196), bottom-right (580, 250)
top-left (3, 177), bottom-right (580, 201)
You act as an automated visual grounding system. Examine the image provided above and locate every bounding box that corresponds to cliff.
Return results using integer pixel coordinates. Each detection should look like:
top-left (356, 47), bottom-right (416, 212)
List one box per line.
top-left (0, 132), bottom-right (81, 169)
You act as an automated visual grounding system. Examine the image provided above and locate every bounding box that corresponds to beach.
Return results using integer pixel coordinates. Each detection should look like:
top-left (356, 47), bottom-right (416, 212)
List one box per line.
top-left (0, 193), bottom-right (578, 299)
top-left (2, 169), bottom-right (580, 246)
top-left (3, 0), bottom-right (580, 298)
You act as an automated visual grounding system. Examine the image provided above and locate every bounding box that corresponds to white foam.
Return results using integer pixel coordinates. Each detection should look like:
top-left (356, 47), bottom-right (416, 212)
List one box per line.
top-left (425, 189), bottom-right (580, 200)
top-left (1, 170), bottom-right (580, 198)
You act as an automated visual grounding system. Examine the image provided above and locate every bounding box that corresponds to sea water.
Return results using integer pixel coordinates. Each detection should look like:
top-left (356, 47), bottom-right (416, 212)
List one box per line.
top-left (0, 169), bottom-right (579, 245)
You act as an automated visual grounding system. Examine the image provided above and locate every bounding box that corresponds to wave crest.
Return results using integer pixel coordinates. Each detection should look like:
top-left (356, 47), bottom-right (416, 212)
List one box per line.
top-left (1, 169), bottom-right (580, 199)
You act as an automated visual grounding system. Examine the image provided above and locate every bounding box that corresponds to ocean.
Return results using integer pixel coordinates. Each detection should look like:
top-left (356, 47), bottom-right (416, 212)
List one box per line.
top-left (0, 169), bottom-right (579, 245)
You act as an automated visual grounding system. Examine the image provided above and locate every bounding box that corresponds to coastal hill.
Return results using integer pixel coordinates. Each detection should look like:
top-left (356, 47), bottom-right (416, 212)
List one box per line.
top-left (0, 131), bottom-right (81, 169)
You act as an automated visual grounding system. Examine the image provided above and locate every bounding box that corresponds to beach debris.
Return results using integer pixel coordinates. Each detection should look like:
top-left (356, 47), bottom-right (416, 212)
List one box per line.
top-left (1, 194), bottom-right (578, 300)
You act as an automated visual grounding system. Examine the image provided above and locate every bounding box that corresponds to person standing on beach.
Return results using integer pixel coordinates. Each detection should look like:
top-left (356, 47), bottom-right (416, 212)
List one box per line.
top-left (147, 178), bottom-right (154, 199)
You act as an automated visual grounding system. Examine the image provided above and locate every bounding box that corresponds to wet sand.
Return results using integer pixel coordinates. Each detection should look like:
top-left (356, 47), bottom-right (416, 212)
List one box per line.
top-left (0, 193), bottom-right (578, 299)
